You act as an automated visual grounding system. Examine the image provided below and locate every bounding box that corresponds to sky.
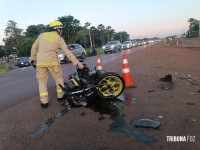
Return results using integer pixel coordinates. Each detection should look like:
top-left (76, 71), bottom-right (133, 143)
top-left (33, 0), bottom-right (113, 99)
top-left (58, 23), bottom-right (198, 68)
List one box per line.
top-left (0, 0), bottom-right (199, 45)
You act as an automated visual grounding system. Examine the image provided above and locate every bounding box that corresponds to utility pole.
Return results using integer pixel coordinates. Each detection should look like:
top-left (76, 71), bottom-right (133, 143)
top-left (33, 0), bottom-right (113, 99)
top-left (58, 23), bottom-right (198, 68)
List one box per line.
top-left (88, 28), bottom-right (93, 49)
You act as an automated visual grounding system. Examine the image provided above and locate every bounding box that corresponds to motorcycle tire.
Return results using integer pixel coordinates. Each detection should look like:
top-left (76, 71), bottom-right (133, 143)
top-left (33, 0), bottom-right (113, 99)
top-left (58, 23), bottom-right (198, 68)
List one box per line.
top-left (95, 72), bottom-right (125, 99)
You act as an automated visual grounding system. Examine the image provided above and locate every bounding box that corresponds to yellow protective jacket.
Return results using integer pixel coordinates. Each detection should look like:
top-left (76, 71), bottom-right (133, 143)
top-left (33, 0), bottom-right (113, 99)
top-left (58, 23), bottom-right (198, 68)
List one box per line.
top-left (30, 31), bottom-right (79, 67)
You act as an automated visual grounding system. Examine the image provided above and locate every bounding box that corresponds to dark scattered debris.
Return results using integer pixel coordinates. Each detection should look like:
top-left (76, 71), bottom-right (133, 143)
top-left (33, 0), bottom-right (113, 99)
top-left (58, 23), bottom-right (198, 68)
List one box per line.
top-left (148, 90), bottom-right (155, 92)
top-left (81, 112), bottom-right (86, 116)
top-left (99, 115), bottom-right (106, 121)
top-left (160, 74), bottom-right (172, 82)
top-left (160, 74), bottom-right (173, 90)
top-left (131, 119), bottom-right (161, 129)
top-left (156, 66), bottom-right (163, 68)
top-left (186, 103), bottom-right (195, 105)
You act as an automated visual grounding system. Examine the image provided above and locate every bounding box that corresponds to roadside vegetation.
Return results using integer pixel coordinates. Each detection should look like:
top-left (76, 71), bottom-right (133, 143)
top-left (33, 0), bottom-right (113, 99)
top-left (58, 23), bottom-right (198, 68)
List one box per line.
top-left (0, 64), bottom-right (10, 74)
top-left (0, 17), bottom-right (199, 59)
top-left (0, 15), bottom-right (130, 58)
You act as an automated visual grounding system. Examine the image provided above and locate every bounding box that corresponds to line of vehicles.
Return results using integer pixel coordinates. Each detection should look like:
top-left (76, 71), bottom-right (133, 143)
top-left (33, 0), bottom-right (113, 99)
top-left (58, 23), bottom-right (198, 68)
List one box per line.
top-left (102, 39), bottom-right (159, 54)
top-left (13, 39), bottom-right (160, 68)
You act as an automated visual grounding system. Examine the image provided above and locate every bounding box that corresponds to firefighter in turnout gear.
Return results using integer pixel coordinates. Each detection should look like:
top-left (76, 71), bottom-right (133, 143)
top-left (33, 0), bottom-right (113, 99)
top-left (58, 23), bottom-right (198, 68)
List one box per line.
top-left (30, 20), bottom-right (84, 108)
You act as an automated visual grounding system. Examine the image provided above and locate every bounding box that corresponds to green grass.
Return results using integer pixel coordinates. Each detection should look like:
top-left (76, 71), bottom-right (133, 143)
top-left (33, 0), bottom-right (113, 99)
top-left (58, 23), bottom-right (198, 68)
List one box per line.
top-left (0, 64), bottom-right (10, 74)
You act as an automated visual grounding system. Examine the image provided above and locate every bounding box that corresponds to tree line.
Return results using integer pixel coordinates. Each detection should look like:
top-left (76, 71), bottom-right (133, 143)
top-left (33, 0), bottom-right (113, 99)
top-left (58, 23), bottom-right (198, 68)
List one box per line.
top-left (1, 15), bottom-right (129, 57)
top-left (187, 18), bottom-right (199, 38)
top-left (1, 17), bottom-right (199, 58)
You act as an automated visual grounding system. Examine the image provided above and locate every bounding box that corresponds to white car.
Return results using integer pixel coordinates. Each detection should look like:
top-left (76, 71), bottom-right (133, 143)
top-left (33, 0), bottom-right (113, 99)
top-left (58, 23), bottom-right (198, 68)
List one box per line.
top-left (122, 41), bottom-right (133, 49)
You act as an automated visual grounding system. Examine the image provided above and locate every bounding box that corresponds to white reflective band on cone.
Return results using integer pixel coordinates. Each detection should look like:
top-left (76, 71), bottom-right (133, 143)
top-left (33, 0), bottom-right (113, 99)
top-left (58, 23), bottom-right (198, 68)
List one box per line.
top-left (97, 59), bottom-right (101, 63)
top-left (97, 66), bottom-right (102, 70)
top-left (123, 59), bottom-right (128, 64)
top-left (122, 68), bottom-right (130, 73)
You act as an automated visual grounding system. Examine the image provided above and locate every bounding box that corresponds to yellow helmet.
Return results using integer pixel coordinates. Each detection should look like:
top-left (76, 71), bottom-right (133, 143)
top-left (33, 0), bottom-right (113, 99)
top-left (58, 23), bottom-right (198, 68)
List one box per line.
top-left (49, 20), bottom-right (63, 29)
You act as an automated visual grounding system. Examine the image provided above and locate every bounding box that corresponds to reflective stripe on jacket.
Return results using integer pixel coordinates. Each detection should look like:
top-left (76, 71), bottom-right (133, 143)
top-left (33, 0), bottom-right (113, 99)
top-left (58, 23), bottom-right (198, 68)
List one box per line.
top-left (36, 62), bottom-right (59, 67)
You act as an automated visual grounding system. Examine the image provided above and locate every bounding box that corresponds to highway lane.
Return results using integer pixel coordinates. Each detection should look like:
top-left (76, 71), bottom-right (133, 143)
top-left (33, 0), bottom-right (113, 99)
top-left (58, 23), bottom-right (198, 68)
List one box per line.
top-left (0, 44), bottom-right (151, 112)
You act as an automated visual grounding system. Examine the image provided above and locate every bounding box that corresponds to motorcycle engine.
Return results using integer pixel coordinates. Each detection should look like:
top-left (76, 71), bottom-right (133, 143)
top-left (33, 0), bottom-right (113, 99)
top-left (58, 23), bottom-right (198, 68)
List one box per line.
top-left (66, 78), bottom-right (81, 92)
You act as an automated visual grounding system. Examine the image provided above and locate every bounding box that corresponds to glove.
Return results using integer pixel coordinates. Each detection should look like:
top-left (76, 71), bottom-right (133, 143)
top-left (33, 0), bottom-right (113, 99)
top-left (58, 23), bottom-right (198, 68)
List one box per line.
top-left (30, 60), bottom-right (36, 68)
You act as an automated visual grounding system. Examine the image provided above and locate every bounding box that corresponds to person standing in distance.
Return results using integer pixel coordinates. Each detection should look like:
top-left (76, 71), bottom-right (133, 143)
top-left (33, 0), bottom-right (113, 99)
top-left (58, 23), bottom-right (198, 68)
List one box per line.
top-left (29, 20), bottom-right (84, 108)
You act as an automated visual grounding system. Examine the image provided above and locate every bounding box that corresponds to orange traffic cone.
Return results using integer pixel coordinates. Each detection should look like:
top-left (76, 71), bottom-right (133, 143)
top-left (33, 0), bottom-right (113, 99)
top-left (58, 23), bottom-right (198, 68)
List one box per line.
top-left (96, 55), bottom-right (102, 70)
top-left (122, 53), bottom-right (137, 88)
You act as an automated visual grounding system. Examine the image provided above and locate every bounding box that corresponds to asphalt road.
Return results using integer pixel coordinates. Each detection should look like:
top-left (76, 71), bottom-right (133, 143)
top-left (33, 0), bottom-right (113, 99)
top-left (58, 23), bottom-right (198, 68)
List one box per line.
top-left (0, 45), bottom-right (149, 112)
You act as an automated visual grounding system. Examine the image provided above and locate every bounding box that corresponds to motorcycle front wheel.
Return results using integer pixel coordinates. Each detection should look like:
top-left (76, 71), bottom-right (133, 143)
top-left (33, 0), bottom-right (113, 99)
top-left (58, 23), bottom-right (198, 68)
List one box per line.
top-left (95, 72), bottom-right (125, 99)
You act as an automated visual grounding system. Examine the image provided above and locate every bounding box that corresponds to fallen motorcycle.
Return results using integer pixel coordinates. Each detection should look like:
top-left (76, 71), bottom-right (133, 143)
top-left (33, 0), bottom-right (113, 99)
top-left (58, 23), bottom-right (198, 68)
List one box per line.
top-left (59, 59), bottom-right (125, 107)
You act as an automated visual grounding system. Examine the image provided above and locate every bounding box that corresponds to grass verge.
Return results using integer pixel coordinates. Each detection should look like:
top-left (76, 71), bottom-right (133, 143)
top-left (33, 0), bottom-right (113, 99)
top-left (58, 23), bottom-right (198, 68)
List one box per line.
top-left (0, 64), bottom-right (10, 74)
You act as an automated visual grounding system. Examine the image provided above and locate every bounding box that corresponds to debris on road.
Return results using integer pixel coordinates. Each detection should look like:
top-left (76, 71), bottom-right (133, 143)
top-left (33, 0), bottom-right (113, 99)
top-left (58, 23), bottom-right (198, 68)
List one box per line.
top-left (148, 90), bottom-right (155, 92)
top-left (160, 74), bottom-right (173, 90)
top-left (158, 116), bottom-right (164, 119)
top-left (131, 119), bottom-right (161, 129)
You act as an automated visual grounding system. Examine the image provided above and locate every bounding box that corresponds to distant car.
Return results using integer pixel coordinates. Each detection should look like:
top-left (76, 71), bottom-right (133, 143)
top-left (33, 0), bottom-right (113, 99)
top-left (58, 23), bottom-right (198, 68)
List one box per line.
top-left (16, 57), bottom-right (30, 68)
top-left (58, 44), bottom-right (86, 63)
top-left (141, 40), bottom-right (146, 45)
top-left (132, 40), bottom-right (138, 47)
top-left (136, 40), bottom-right (142, 46)
top-left (103, 41), bottom-right (122, 54)
top-left (122, 41), bottom-right (133, 49)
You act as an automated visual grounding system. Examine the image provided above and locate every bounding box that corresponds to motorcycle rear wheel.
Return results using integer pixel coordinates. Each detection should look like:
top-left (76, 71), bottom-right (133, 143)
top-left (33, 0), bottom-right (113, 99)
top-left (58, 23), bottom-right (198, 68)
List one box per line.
top-left (95, 72), bottom-right (125, 99)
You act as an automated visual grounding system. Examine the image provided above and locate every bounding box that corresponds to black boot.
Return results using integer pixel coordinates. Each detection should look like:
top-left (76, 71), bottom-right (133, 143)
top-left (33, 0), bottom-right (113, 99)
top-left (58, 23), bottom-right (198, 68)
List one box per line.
top-left (41, 103), bottom-right (48, 108)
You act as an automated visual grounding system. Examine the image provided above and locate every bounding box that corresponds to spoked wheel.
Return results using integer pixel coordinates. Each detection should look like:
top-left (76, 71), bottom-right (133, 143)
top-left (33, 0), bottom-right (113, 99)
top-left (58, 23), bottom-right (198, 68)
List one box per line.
top-left (95, 72), bottom-right (125, 99)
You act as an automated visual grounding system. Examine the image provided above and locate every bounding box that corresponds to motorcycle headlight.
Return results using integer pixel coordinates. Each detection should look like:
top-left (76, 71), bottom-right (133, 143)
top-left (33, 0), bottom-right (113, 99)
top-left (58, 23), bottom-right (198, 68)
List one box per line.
top-left (103, 46), bottom-right (105, 49)
top-left (111, 45), bottom-right (114, 48)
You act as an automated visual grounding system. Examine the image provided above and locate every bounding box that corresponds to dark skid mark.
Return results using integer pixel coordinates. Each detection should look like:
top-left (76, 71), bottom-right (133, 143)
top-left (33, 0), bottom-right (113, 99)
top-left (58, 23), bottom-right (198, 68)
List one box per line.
top-left (31, 94), bottom-right (157, 143)
top-left (31, 109), bottom-right (68, 138)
